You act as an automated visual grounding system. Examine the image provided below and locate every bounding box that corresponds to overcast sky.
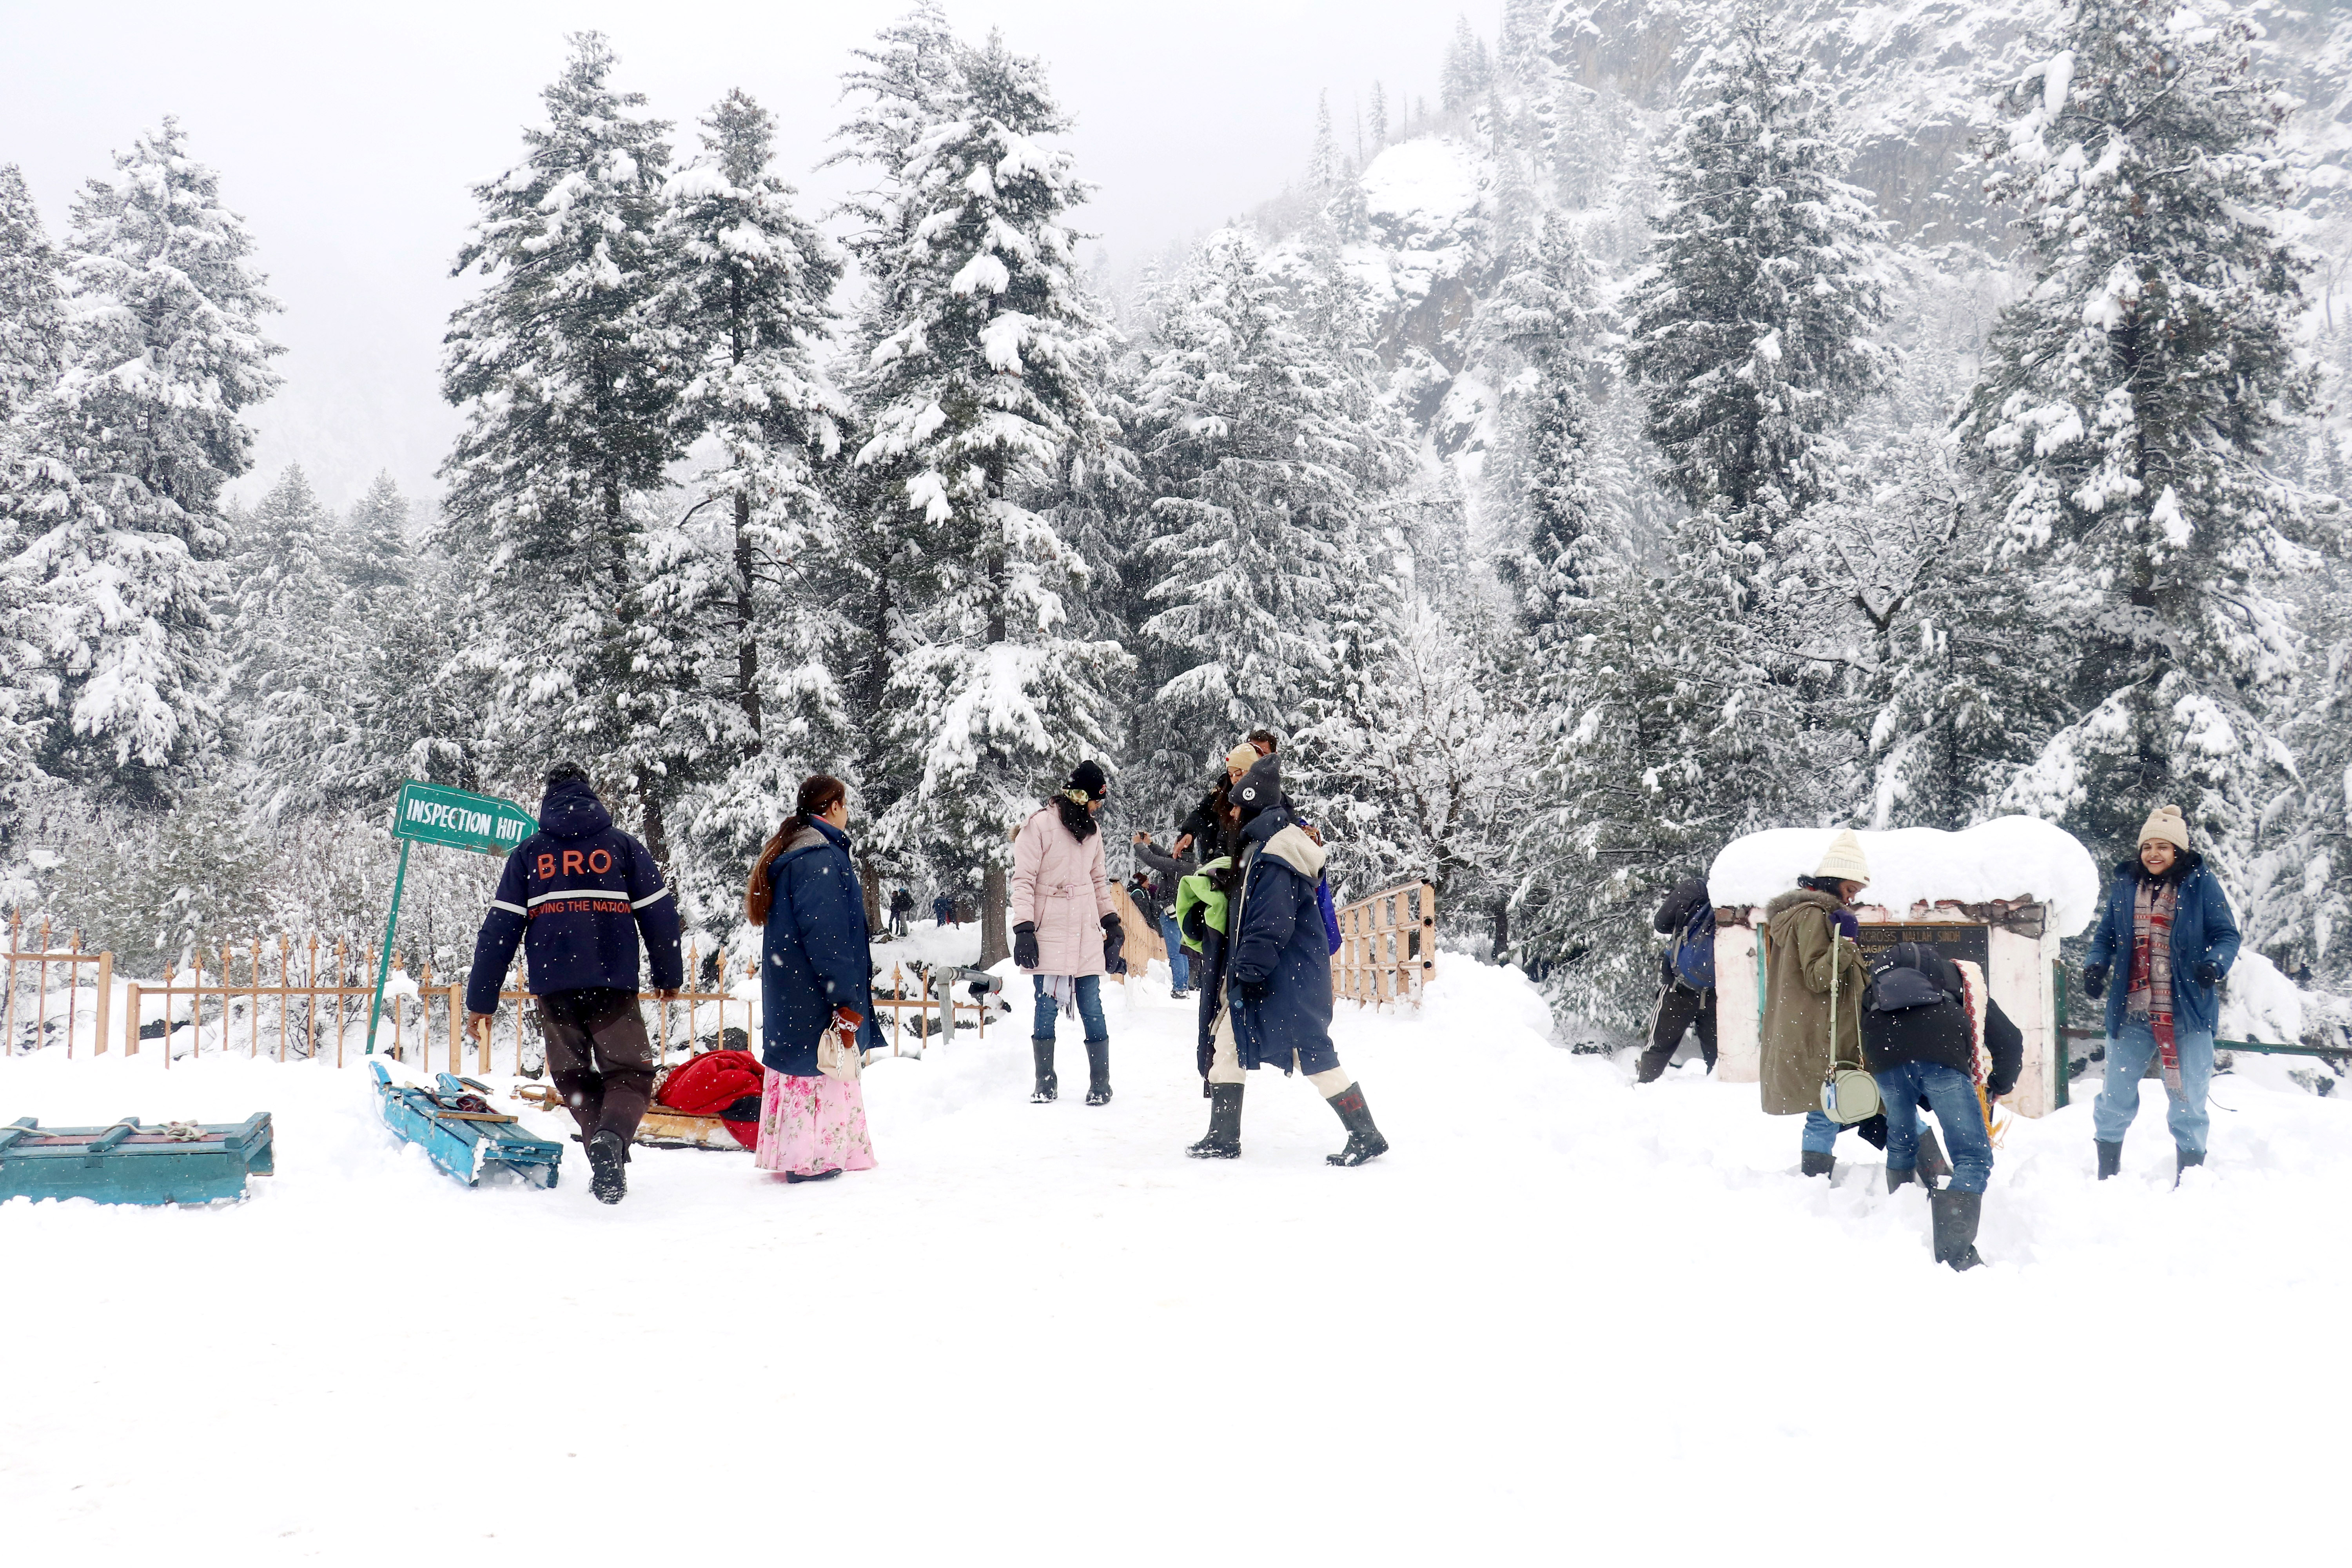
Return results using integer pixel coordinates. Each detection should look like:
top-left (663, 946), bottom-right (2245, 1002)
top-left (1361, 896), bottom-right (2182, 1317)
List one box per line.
top-left (1, 0), bottom-right (1465, 513)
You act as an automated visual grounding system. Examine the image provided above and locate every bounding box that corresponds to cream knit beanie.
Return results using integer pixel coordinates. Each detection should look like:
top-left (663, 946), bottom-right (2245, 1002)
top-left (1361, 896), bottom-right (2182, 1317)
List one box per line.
top-left (1225, 741), bottom-right (1259, 772)
top-left (1813, 828), bottom-right (1871, 887)
top-left (2138, 804), bottom-right (2191, 851)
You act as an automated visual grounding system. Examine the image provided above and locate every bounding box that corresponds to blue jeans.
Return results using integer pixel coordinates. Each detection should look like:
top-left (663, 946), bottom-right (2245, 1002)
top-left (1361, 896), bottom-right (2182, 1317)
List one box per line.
top-left (2093, 1017), bottom-right (2214, 1154)
top-left (1871, 1060), bottom-right (1994, 1194)
top-left (1031, 974), bottom-right (1107, 1044)
top-left (1800, 1110), bottom-right (1876, 1156)
top-left (1158, 914), bottom-right (1191, 990)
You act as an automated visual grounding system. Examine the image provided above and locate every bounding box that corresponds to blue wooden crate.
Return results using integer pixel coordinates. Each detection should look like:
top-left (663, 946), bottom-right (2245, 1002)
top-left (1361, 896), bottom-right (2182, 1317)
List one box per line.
top-left (0, 1114), bottom-right (273, 1205)
top-left (371, 1063), bottom-right (563, 1189)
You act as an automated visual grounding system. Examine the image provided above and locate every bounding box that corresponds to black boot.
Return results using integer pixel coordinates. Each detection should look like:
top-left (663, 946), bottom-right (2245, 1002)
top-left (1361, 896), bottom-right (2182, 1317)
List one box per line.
top-left (2176, 1146), bottom-right (2205, 1185)
top-left (1886, 1166), bottom-right (1917, 1192)
top-left (1929, 1188), bottom-right (1984, 1270)
top-left (1633, 1048), bottom-right (1671, 1085)
top-left (2096, 1139), bottom-right (2123, 1180)
top-left (1029, 1038), bottom-right (1057, 1103)
top-left (1187, 1082), bottom-right (1242, 1158)
top-left (1800, 1150), bottom-right (1834, 1179)
top-left (1917, 1128), bottom-right (1952, 1185)
top-left (1083, 1037), bottom-right (1112, 1106)
top-left (1324, 1083), bottom-right (1388, 1166)
top-left (586, 1129), bottom-right (628, 1205)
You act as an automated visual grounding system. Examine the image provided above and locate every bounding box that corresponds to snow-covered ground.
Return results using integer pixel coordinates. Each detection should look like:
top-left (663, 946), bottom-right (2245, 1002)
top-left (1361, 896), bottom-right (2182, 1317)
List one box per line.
top-left (4, 953), bottom-right (2347, 1561)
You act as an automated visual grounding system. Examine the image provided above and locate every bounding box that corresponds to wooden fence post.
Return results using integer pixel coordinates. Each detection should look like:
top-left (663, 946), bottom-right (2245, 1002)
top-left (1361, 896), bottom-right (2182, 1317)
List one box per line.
top-left (93, 949), bottom-right (112, 1055)
top-left (125, 981), bottom-right (141, 1057)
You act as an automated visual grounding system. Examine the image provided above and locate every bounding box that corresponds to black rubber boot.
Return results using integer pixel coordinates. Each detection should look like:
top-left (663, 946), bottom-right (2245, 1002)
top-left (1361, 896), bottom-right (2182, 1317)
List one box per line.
top-left (2096, 1139), bottom-right (2123, 1180)
top-left (2176, 1146), bottom-right (2205, 1185)
top-left (1917, 1128), bottom-right (1952, 1185)
top-left (1187, 1083), bottom-right (1243, 1158)
top-left (1029, 1038), bottom-right (1057, 1103)
top-left (1083, 1037), bottom-right (1112, 1105)
top-left (586, 1129), bottom-right (628, 1205)
top-left (1325, 1083), bottom-right (1388, 1166)
top-left (1800, 1150), bottom-right (1834, 1179)
top-left (1886, 1166), bottom-right (1918, 1192)
top-left (1930, 1188), bottom-right (1984, 1270)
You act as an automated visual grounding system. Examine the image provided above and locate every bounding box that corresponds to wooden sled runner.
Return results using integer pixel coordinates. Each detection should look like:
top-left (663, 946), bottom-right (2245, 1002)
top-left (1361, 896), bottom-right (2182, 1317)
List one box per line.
top-left (513, 1083), bottom-right (751, 1152)
top-left (371, 1063), bottom-right (563, 1188)
top-left (0, 1114), bottom-right (274, 1205)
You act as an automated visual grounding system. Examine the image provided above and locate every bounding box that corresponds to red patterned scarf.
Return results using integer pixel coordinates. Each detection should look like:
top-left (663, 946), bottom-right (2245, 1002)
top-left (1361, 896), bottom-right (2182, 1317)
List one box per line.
top-left (2127, 877), bottom-right (2181, 1090)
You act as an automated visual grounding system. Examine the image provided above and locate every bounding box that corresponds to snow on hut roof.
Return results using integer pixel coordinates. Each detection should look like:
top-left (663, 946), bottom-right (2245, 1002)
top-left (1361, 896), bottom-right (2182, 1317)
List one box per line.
top-left (1706, 817), bottom-right (2102, 937)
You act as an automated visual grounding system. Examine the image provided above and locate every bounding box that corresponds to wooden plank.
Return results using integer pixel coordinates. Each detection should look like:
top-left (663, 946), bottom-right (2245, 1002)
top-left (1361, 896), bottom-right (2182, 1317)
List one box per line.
top-left (93, 950), bottom-right (112, 1056)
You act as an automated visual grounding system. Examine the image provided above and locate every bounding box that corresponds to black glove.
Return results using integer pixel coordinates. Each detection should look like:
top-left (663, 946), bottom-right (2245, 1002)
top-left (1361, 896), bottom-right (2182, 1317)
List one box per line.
top-left (1181, 906), bottom-right (1207, 944)
top-left (1238, 975), bottom-right (1271, 1004)
top-left (1101, 912), bottom-right (1122, 933)
top-left (2195, 960), bottom-right (2221, 985)
top-left (1103, 928), bottom-right (1126, 974)
top-left (1013, 921), bottom-right (1039, 970)
top-left (2081, 962), bottom-right (2108, 1001)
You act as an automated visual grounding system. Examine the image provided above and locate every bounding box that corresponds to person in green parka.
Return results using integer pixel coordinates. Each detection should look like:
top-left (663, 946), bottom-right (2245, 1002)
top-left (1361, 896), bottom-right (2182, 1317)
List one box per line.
top-left (1760, 829), bottom-right (1877, 1177)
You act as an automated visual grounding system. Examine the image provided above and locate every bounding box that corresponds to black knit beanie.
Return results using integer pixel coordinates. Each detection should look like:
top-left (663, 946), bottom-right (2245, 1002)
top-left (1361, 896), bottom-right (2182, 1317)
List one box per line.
top-left (1067, 760), bottom-right (1108, 800)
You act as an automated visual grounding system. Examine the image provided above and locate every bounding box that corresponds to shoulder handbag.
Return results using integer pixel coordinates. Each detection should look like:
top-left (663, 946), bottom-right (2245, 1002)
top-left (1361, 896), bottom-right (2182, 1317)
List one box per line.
top-left (1820, 930), bottom-right (1880, 1124)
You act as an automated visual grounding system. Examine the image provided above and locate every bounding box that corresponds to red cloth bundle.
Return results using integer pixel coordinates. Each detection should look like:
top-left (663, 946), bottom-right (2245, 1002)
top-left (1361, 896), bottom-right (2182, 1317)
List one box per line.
top-left (656, 1049), bottom-right (766, 1147)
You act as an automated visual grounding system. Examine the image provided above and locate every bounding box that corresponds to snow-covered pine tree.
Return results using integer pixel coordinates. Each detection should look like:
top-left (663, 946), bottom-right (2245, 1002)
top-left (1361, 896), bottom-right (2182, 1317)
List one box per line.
top-left (1134, 229), bottom-right (1385, 828)
top-left (229, 464), bottom-right (361, 815)
top-left (0, 163), bottom-right (64, 433)
top-left (2244, 568), bottom-right (2350, 989)
top-left (1368, 82), bottom-right (1390, 152)
top-left (438, 33), bottom-right (677, 846)
top-left (852, 29), bottom-right (1124, 964)
top-left (1308, 92), bottom-right (1342, 194)
top-left (1, 120), bottom-right (281, 799)
top-left (1966, 0), bottom-right (2316, 878)
top-left (1622, 4), bottom-right (1888, 580)
top-left (646, 87), bottom-right (853, 923)
top-left (340, 470), bottom-right (412, 599)
top-left (1441, 16), bottom-right (1492, 116)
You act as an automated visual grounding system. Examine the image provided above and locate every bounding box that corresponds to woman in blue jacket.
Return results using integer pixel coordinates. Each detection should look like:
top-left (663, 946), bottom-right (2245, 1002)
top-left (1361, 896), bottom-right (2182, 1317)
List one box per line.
top-left (745, 775), bottom-right (880, 1184)
top-left (2081, 805), bottom-right (2240, 1181)
top-left (1185, 753), bottom-right (1388, 1166)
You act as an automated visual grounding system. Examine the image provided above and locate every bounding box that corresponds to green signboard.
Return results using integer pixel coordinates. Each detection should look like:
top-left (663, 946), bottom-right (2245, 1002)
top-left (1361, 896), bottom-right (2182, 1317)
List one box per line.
top-left (392, 780), bottom-right (537, 858)
top-left (368, 782), bottom-right (538, 1052)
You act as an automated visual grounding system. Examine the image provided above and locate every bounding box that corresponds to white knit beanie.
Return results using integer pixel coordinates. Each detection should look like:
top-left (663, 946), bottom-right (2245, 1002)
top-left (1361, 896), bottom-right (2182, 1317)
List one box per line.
top-left (1813, 828), bottom-right (1871, 887)
top-left (2138, 804), bottom-right (2190, 851)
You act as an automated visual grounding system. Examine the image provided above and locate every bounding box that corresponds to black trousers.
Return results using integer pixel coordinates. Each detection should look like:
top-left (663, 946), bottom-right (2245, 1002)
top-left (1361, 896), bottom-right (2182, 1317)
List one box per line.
top-left (1638, 984), bottom-right (1718, 1077)
top-left (538, 987), bottom-right (655, 1145)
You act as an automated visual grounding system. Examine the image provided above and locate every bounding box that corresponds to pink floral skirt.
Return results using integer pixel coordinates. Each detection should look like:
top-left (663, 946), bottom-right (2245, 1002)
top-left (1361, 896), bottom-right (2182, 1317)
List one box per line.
top-left (753, 1071), bottom-right (877, 1178)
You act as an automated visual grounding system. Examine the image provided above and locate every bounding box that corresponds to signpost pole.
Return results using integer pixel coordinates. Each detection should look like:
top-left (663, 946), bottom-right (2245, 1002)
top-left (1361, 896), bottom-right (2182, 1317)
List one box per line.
top-left (365, 838), bottom-right (411, 1055)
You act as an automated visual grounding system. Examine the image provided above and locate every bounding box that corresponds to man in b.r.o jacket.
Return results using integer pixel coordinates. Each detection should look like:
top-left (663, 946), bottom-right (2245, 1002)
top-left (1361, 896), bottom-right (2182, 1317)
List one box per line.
top-left (466, 763), bottom-right (684, 1205)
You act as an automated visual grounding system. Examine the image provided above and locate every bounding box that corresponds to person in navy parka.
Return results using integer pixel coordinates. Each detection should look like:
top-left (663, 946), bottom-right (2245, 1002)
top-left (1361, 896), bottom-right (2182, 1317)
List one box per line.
top-left (1186, 752), bottom-right (1388, 1166)
top-left (744, 774), bottom-right (881, 1183)
top-left (2081, 804), bottom-right (2240, 1182)
top-left (466, 764), bottom-right (684, 1204)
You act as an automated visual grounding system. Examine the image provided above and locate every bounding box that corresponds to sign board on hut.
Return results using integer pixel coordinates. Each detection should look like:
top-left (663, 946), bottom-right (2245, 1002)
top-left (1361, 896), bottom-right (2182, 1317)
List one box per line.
top-left (1702, 818), bottom-right (2100, 1119)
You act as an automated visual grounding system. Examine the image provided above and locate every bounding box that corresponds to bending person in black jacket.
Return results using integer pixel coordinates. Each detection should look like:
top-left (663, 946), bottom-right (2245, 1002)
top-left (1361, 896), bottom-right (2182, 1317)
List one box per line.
top-left (1637, 876), bottom-right (1718, 1083)
top-left (1861, 942), bottom-right (2022, 1270)
top-left (466, 764), bottom-right (685, 1205)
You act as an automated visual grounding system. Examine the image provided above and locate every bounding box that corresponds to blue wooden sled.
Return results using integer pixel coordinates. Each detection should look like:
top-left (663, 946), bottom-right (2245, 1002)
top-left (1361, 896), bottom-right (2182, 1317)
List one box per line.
top-left (370, 1063), bottom-right (562, 1189)
top-left (0, 1114), bottom-right (274, 1205)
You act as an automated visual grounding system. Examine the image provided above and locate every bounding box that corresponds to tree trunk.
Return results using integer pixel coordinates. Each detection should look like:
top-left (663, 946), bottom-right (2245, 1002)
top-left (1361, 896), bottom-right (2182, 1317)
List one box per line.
top-left (980, 862), bottom-right (1010, 969)
top-left (858, 853), bottom-right (882, 934)
top-left (1492, 895), bottom-right (1510, 962)
top-left (641, 790), bottom-right (670, 880)
top-left (734, 490), bottom-right (760, 737)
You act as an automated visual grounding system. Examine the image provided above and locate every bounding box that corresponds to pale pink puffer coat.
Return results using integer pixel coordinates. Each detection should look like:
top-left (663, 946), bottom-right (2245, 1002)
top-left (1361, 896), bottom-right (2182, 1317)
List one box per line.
top-left (1011, 804), bottom-right (1115, 976)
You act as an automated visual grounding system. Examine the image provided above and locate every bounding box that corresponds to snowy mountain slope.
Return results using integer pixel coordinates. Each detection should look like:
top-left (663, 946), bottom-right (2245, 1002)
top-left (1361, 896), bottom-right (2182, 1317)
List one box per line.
top-left (5, 952), bottom-right (2348, 1557)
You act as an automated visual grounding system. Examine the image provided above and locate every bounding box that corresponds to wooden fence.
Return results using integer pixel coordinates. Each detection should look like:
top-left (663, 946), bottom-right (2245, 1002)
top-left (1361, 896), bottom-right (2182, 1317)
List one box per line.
top-left (1334, 882), bottom-right (1436, 1006)
top-left (0, 913), bottom-right (991, 1071)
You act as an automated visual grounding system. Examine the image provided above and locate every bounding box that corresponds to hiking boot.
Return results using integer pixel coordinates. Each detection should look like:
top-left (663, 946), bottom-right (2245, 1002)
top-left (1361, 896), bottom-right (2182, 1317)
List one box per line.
top-left (2096, 1139), bottom-right (2123, 1180)
top-left (1916, 1128), bottom-right (1952, 1185)
top-left (1030, 1038), bottom-right (1057, 1103)
top-left (1187, 1083), bottom-right (1243, 1159)
top-left (1929, 1187), bottom-right (1984, 1270)
top-left (1083, 1036), bottom-right (1112, 1106)
top-left (2176, 1146), bottom-right (2205, 1185)
top-left (1800, 1150), bottom-right (1835, 1179)
top-left (1886, 1166), bottom-right (1918, 1192)
top-left (586, 1130), bottom-right (628, 1205)
top-left (1324, 1082), bottom-right (1388, 1166)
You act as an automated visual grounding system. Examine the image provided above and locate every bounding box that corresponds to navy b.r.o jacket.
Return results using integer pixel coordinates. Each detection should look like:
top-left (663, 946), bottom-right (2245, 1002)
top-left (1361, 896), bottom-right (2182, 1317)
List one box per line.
top-left (464, 779), bottom-right (685, 1014)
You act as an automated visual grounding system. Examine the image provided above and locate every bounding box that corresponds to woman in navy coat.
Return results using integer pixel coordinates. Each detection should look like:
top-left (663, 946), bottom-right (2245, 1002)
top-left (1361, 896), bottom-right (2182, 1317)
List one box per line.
top-left (2081, 804), bottom-right (2239, 1181)
top-left (745, 775), bottom-right (880, 1183)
